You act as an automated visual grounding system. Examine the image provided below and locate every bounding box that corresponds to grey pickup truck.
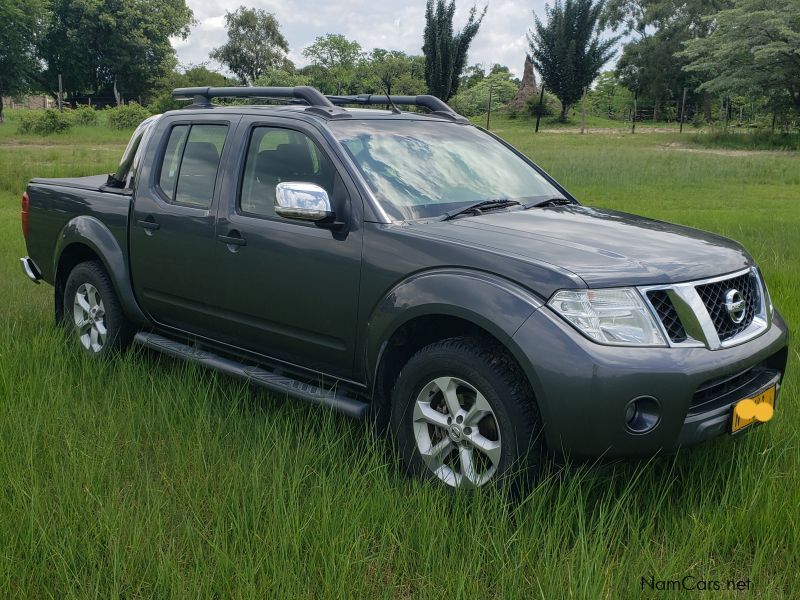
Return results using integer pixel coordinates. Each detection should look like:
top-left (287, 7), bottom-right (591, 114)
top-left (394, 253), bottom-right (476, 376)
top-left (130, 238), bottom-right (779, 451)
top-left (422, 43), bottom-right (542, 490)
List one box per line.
top-left (20, 86), bottom-right (789, 490)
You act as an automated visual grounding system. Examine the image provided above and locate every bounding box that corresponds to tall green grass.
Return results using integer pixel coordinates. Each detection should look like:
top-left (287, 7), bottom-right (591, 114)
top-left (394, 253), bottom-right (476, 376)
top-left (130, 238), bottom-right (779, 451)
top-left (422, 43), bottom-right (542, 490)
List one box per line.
top-left (0, 121), bottom-right (798, 597)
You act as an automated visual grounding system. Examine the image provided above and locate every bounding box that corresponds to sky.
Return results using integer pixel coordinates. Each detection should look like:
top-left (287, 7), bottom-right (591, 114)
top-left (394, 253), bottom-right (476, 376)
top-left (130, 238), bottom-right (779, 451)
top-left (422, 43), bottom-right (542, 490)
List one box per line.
top-left (171, 0), bottom-right (556, 79)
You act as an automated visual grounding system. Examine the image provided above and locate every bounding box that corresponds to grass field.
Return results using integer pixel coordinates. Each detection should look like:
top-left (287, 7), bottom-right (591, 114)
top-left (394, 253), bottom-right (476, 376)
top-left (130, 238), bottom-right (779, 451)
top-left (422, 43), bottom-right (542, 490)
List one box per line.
top-left (1, 112), bottom-right (798, 598)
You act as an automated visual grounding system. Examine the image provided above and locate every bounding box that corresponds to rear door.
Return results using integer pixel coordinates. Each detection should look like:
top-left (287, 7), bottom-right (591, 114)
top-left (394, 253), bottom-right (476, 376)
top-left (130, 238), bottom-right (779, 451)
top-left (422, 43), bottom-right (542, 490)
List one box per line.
top-left (207, 116), bottom-right (364, 378)
top-left (130, 113), bottom-right (239, 335)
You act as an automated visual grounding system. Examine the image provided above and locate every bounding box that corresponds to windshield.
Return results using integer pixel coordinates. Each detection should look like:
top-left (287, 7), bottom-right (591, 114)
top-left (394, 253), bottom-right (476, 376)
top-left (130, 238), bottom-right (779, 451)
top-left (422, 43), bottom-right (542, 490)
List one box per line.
top-left (329, 119), bottom-right (561, 220)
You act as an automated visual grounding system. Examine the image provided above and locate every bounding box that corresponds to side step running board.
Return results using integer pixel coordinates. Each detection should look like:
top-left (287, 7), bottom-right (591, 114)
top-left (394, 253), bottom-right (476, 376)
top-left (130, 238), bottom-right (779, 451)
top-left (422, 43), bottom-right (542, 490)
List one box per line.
top-left (134, 332), bottom-right (370, 420)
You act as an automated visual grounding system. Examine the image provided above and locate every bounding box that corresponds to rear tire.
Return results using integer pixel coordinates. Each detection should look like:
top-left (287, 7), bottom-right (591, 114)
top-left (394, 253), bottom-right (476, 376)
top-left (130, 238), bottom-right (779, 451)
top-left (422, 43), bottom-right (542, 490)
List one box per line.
top-left (390, 336), bottom-right (543, 491)
top-left (63, 260), bottom-right (134, 357)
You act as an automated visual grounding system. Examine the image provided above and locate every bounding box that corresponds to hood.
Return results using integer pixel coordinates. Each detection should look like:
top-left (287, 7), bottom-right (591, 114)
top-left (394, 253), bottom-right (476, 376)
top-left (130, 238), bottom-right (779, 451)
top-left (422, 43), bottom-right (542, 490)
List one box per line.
top-left (411, 205), bottom-right (752, 287)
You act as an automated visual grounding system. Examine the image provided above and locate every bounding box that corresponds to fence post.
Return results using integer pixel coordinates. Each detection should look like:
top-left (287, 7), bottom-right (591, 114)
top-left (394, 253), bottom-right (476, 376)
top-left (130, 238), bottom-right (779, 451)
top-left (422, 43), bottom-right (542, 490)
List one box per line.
top-left (631, 91), bottom-right (638, 134)
top-left (723, 96), bottom-right (729, 130)
top-left (58, 74), bottom-right (63, 112)
top-left (485, 81), bottom-right (493, 130)
top-left (535, 86), bottom-right (545, 133)
top-left (580, 87), bottom-right (587, 134)
top-left (679, 87), bottom-right (687, 133)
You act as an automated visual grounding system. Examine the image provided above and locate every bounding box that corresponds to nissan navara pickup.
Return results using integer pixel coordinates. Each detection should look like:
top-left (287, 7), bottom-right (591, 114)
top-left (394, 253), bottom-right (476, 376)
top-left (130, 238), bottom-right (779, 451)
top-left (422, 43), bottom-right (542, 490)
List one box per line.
top-left (19, 86), bottom-right (789, 489)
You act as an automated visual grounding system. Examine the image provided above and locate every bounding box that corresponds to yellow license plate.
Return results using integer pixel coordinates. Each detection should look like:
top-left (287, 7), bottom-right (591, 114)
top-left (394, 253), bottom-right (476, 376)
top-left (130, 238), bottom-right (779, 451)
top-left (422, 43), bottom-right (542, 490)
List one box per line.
top-left (731, 386), bottom-right (776, 433)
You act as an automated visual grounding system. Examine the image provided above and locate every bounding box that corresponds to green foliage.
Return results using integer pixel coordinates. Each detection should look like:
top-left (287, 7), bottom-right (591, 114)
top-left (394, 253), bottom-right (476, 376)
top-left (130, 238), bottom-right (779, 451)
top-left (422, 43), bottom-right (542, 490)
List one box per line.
top-left (529, 0), bottom-right (619, 120)
top-left (526, 90), bottom-right (561, 117)
top-left (70, 105), bottom-right (99, 126)
top-left (149, 66), bottom-right (237, 113)
top-left (681, 0), bottom-right (800, 117)
top-left (691, 130), bottom-right (800, 151)
top-left (302, 34), bottom-right (363, 94)
top-left (210, 7), bottom-right (290, 85)
top-left (0, 0), bottom-right (44, 122)
top-left (105, 103), bottom-right (152, 130)
top-left (17, 109), bottom-right (73, 135)
top-left (423, 0), bottom-right (487, 101)
top-left (252, 70), bottom-right (311, 88)
top-left (356, 50), bottom-right (426, 96)
top-left (37, 0), bottom-right (193, 103)
top-left (589, 71), bottom-right (633, 119)
top-left (449, 73), bottom-right (518, 117)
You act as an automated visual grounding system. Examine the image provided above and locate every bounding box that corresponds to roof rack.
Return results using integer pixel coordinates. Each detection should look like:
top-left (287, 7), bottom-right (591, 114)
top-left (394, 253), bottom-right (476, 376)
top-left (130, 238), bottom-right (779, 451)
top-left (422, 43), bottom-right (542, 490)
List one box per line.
top-left (172, 86), bottom-right (335, 109)
top-left (171, 86), bottom-right (468, 122)
top-left (327, 94), bottom-right (468, 122)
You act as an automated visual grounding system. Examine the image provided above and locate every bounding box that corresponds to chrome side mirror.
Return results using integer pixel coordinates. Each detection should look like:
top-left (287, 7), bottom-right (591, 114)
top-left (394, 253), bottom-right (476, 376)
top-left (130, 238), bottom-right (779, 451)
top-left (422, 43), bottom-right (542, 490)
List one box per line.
top-left (274, 182), bottom-right (334, 221)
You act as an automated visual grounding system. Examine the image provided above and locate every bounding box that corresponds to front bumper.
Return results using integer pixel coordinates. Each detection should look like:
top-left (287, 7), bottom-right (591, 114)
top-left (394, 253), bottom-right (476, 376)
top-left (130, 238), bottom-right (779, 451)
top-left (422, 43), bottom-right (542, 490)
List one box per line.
top-left (511, 306), bottom-right (789, 459)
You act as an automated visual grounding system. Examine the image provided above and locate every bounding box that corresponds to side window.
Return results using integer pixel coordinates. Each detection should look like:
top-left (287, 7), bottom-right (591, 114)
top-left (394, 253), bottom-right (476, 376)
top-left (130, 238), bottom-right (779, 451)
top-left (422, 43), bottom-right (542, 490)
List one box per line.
top-left (239, 127), bottom-right (336, 218)
top-left (157, 123), bottom-right (229, 208)
top-left (158, 125), bottom-right (189, 199)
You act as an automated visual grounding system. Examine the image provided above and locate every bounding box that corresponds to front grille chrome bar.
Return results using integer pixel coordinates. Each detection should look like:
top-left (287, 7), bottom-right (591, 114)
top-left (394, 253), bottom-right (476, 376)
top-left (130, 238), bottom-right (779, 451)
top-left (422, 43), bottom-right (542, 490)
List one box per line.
top-left (639, 267), bottom-right (770, 350)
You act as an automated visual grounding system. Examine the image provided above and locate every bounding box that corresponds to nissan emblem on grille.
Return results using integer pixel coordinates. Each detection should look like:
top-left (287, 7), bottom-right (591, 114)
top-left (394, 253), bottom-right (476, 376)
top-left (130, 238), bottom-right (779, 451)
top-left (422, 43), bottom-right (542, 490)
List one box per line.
top-left (724, 289), bottom-right (746, 324)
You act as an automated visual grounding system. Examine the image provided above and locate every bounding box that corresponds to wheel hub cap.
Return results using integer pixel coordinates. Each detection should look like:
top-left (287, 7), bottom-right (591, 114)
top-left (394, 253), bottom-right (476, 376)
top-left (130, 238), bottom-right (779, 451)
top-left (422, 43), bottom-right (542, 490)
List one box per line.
top-left (448, 424), bottom-right (464, 442)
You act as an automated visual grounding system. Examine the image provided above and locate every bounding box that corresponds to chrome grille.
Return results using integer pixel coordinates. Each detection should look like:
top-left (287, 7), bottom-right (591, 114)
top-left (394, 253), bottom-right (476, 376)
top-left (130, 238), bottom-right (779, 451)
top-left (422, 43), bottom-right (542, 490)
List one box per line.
top-left (640, 267), bottom-right (768, 350)
top-left (646, 291), bottom-right (687, 343)
top-left (695, 272), bottom-right (759, 341)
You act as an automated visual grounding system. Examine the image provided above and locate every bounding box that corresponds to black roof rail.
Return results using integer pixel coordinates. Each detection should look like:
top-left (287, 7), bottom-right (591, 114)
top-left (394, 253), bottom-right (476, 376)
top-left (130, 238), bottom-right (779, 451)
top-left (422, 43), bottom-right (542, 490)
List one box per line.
top-left (172, 86), bottom-right (336, 109)
top-left (327, 94), bottom-right (469, 122)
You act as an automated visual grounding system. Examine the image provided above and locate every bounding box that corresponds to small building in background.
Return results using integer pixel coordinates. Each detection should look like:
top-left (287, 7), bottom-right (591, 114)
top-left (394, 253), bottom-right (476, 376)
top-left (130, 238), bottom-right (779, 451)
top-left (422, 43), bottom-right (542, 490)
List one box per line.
top-left (2, 95), bottom-right (56, 110)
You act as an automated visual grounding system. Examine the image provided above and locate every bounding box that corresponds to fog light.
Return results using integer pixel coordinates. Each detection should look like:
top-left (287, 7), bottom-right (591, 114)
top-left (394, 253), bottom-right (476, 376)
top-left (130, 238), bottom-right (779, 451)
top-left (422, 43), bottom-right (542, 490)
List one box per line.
top-left (624, 396), bottom-right (660, 434)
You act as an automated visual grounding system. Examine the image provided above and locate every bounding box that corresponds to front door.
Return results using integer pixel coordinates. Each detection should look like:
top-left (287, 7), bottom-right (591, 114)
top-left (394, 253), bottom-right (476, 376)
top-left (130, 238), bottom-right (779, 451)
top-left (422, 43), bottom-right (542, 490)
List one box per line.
top-left (209, 120), bottom-right (363, 378)
top-left (130, 115), bottom-right (238, 336)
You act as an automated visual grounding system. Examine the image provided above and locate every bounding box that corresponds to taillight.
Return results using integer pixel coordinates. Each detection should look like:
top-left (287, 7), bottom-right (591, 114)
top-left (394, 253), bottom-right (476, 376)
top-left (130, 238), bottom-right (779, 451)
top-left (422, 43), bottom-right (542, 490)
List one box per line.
top-left (21, 192), bottom-right (29, 239)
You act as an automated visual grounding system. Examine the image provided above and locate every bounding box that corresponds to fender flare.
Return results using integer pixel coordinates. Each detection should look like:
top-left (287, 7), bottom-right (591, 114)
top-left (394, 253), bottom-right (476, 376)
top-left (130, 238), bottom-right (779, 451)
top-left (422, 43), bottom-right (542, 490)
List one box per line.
top-left (365, 268), bottom-right (544, 386)
top-left (54, 215), bottom-right (149, 325)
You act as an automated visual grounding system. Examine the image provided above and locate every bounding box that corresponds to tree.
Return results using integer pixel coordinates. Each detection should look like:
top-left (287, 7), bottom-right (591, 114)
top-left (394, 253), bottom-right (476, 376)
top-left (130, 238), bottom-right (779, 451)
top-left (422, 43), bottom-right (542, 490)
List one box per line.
top-left (253, 70), bottom-right (311, 88)
top-left (37, 0), bottom-right (193, 103)
top-left (210, 7), bottom-right (290, 85)
top-left (450, 71), bottom-right (519, 116)
top-left (601, 1), bottom-right (732, 121)
top-left (616, 32), bottom-right (689, 121)
top-left (528, 0), bottom-right (619, 120)
top-left (302, 34), bottom-right (363, 94)
top-left (590, 71), bottom-right (633, 118)
top-left (0, 0), bottom-right (44, 123)
top-left (423, 0), bottom-right (487, 101)
top-left (358, 49), bottom-right (426, 96)
top-left (680, 0), bottom-right (800, 117)
top-left (149, 65), bottom-right (237, 113)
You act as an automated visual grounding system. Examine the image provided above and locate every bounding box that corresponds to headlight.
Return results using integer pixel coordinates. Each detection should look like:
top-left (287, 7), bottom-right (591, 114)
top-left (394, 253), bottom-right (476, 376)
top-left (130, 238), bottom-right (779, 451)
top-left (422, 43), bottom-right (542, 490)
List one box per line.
top-left (548, 288), bottom-right (666, 346)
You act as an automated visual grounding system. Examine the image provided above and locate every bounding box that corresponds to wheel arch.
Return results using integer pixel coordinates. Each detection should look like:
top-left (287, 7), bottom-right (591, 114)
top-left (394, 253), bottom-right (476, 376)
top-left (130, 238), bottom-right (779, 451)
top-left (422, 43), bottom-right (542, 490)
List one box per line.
top-left (54, 216), bottom-right (148, 326)
top-left (365, 269), bottom-right (547, 429)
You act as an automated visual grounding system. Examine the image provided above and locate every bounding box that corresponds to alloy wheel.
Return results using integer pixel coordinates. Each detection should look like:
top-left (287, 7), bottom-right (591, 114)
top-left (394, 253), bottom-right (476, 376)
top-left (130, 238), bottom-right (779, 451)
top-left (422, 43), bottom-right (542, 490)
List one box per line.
top-left (412, 376), bottom-right (502, 488)
top-left (72, 282), bottom-right (107, 353)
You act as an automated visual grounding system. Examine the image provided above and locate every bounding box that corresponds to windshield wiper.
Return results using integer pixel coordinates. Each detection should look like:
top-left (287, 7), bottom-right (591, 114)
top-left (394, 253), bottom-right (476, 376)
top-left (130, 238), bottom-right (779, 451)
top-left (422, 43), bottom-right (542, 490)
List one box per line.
top-left (521, 196), bottom-right (574, 209)
top-left (442, 199), bottom-right (521, 221)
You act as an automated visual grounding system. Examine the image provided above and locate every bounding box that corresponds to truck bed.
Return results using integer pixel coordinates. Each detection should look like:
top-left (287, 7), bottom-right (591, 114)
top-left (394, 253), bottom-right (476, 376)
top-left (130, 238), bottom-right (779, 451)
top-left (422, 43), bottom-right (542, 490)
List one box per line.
top-left (29, 174), bottom-right (112, 192)
top-left (25, 175), bottom-right (133, 284)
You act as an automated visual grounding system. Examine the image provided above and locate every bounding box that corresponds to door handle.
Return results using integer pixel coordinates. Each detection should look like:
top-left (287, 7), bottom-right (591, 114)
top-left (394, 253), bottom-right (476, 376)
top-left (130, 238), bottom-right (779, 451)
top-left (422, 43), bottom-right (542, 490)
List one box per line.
top-left (137, 218), bottom-right (160, 231)
top-left (217, 233), bottom-right (247, 247)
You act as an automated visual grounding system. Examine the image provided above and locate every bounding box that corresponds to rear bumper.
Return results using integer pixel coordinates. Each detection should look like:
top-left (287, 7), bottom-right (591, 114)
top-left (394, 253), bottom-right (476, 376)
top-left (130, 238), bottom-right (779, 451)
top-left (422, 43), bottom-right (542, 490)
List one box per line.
top-left (20, 256), bottom-right (42, 284)
top-left (512, 306), bottom-right (789, 459)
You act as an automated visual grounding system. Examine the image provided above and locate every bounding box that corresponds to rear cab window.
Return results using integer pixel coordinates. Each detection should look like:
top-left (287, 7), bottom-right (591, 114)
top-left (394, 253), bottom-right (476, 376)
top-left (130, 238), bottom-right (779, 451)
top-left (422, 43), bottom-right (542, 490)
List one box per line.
top-left (157, 123), bottom-right (229, 208)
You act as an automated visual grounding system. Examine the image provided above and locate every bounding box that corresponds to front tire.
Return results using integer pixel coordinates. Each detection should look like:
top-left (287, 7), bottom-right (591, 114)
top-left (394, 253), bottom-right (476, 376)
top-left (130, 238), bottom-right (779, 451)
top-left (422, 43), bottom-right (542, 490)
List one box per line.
top-left (63, 261), bottom-right (134, 357)
top-left (390, 337), bottom-right (543, 491)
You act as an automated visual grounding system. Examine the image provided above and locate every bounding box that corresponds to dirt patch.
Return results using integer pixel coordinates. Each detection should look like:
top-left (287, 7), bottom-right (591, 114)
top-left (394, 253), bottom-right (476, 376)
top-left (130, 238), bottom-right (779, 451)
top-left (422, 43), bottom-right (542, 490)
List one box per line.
top-left (1, 141), bottom-right (123, 150)
top-left (660, 142), bottom-right (795, 157)
top-left (536, 126), bottom-right (680, 135)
